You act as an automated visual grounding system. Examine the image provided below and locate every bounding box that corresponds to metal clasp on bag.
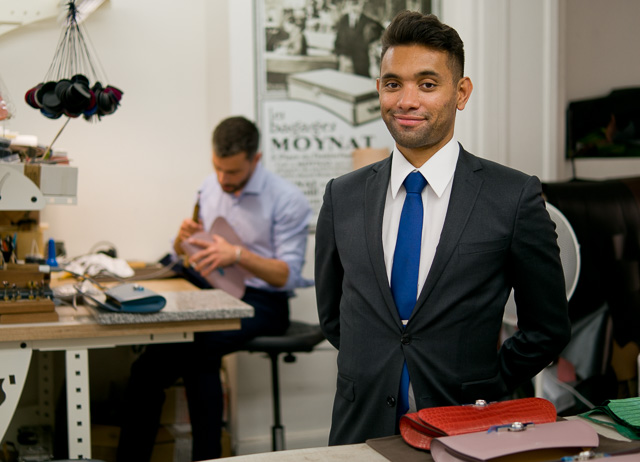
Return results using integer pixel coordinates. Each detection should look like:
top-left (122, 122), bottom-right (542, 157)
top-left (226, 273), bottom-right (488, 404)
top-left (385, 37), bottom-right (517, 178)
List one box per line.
top-left (133, 284), bottom-right (144, 291)
top-left (466, 399), bottom-right (495, 408)
top-left (462, 399), bottom-right (493, 408)
top-left (487, 421), bottom-right (534, 433)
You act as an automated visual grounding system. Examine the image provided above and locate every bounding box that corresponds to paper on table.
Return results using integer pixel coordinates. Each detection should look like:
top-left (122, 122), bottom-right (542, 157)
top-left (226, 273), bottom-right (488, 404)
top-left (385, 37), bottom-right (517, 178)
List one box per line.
top-left (180, 217), bottom-right (248, 299)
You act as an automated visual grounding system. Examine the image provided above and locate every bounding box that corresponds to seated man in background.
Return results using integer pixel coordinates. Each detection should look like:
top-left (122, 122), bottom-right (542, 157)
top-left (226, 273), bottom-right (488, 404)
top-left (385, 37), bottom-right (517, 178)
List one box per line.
top-left (116, 116), bottom-right (313, 461)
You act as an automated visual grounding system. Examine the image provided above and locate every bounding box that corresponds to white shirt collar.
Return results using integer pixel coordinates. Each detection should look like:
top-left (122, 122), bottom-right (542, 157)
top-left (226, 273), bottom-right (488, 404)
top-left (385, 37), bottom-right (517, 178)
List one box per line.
top-left (390, 138), bottom-right (460, 199)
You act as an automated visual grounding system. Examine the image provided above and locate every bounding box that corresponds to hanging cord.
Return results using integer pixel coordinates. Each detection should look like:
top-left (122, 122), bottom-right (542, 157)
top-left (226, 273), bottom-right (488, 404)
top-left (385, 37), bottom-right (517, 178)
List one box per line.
top-left (75, 16), bottom-right (109, 84)
top-left (45, 1), bottom-right (104, 82)
top-left (44, 23), bottom-right (72, 81)
top-left (24, 0), bottom-right (123, 123)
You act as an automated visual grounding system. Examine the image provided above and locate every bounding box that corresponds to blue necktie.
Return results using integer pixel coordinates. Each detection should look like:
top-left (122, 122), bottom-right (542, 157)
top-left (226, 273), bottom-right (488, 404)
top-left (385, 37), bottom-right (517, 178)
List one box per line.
top-left (391, 171), bottom-right (427, 416)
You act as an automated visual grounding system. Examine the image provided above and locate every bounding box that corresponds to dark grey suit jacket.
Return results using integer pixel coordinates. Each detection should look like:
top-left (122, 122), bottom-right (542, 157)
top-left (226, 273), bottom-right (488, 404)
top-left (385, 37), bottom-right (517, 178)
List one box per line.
top-left (314, 146), bottom-right (571, 445)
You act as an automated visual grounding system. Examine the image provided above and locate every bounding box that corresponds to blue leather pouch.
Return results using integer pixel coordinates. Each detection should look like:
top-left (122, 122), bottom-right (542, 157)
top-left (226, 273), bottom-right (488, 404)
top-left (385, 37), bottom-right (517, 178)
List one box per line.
top-left (80, 283), bottom-right (166, 314)
top-left (102, 283), bottom-right (166, 313)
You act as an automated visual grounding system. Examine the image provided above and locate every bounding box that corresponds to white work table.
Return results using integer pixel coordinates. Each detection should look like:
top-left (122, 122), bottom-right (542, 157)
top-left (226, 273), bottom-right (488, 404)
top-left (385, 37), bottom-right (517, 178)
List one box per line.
top-left (0, 278), bottom-right (252, 459)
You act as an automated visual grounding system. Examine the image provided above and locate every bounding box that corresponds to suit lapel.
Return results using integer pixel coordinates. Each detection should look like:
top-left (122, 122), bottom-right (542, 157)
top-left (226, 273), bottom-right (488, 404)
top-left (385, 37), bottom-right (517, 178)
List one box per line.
top-left (364, 157), bottom-right (399, 322)
top-left (413, 148), bottom-right (484, 313)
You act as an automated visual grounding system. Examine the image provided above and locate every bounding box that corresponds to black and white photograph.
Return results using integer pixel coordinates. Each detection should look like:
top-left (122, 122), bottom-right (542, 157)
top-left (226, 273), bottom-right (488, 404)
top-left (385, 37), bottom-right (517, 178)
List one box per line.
top-left (256, 0), bottom-right (437, 222)
top-left (261, 0), bottom-right (435, 94)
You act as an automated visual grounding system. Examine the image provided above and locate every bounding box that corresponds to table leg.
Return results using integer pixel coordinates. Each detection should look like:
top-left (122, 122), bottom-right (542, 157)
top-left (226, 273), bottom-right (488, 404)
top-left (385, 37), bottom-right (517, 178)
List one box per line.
top-left (37, 351), bottom-right (55, 427)
top-left (65, 349), bottom-right (92, 459)
top-left (0, 345), bottom-right (33, 444)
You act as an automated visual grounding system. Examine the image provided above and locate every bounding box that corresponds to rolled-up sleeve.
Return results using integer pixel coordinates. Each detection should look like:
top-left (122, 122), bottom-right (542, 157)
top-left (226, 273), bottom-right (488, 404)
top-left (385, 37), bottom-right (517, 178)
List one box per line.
top-left (272, 192), bottom-right (313, 291)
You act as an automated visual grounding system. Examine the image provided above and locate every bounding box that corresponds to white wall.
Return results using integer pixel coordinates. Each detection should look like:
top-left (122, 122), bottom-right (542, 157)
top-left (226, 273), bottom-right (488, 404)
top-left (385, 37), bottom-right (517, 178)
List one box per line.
top-left (564, 0), bottom-right (640, 102)
top-left (1, 0), bottom-right (220, 262)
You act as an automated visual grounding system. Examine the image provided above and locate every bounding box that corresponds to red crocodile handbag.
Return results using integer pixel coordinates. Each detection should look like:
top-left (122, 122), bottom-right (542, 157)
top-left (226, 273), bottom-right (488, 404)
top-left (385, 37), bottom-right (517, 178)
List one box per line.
top-left (399, 397), bottom-right (557, 450)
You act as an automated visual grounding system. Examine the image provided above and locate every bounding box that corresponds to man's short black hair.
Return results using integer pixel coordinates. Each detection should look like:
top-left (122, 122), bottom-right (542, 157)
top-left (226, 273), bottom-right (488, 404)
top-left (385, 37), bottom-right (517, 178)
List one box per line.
top-left (380, 10), bottom-right (465, 81)
top-left (212, 116), bottom-right (260, 159)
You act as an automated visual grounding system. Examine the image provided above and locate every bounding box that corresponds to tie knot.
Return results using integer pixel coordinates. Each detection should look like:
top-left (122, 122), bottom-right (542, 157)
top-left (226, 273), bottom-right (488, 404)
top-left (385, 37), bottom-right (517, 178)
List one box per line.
top-left (404, 171), bottom-right (427, 194)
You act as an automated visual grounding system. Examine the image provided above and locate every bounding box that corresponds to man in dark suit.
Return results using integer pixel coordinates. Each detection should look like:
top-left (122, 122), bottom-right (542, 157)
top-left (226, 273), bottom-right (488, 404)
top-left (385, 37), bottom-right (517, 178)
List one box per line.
top-left (334, 0), bottom-right (384, 77)
top-left (315, 11), bottom-right (572, 445)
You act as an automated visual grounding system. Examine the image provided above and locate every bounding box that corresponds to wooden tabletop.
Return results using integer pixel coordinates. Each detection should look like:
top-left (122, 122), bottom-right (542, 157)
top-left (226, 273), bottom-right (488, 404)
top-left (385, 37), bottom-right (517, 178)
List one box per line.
top-left (0, 278), bottom-right (246, 343)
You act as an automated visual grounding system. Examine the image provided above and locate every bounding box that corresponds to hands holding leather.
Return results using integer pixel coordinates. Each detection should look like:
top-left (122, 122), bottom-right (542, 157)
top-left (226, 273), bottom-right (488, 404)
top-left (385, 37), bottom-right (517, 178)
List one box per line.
top-left (177, 218), bottom-right (202, 243)
top-left (187, 234), bottom-right (239, 277)
top-left (174, 217), bottom-right (289, 288)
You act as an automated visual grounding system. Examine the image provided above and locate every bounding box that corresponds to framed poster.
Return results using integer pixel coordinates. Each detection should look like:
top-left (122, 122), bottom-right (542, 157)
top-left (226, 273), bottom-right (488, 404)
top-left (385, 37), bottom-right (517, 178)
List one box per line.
top-left (255, 0), bottom-right (438, 226)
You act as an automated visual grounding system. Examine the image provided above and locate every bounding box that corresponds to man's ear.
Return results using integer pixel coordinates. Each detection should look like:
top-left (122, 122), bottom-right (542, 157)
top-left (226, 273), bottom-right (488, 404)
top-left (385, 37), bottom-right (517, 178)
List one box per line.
top-left (253, 151), bottom-right (263, 165)
top-left (456, 77), bottom-right (473, 111)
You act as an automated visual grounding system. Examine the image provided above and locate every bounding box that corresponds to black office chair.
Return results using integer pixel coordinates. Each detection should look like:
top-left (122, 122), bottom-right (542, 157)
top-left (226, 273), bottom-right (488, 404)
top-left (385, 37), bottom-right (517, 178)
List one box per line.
top-left (241, 320), bottom-right (326, 451)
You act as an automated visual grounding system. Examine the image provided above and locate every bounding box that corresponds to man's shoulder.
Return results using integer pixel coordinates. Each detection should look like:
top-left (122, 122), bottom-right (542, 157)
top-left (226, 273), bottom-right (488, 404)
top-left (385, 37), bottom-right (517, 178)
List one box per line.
top-left (262, 168), bottom-right (311, 210)
top-left (263, 168), bottom-right (305, 194)
top-left (459, 148), bottom-right (533, 183)
top-left (331, 155), bottom-right (391, 187)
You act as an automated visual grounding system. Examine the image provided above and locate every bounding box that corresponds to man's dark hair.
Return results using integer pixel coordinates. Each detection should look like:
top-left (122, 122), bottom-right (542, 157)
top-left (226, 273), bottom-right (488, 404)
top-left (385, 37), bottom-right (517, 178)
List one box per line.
top-left (212, 116), bottom-right (260, 159)
top-left (380, 10), bottom-right (465, 81)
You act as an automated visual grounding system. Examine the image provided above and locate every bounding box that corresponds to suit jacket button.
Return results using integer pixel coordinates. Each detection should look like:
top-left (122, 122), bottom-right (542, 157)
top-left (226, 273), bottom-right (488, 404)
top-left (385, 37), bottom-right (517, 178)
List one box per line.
top-left (401, 334), bottom-right (411, 345)
top-left (386, 396), bottom-right (396, 407)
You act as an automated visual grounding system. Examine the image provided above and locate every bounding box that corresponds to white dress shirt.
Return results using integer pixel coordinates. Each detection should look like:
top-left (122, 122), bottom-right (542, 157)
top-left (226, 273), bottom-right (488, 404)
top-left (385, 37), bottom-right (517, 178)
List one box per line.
top-left (382, 138), bottom-right (460, 298)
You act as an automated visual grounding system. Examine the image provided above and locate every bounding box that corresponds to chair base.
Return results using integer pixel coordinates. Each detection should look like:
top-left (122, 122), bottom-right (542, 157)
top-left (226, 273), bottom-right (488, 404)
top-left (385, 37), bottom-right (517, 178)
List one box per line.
top-left (242, 321), bottom-right (325, 452)
top-left (272, 425), bottom-right (285, 452)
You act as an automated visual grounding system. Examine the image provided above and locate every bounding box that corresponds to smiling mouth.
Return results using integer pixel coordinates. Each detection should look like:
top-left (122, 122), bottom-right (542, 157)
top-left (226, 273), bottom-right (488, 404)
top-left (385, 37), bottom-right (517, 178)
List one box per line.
top-left (394, 115), bottom-right (425, 127)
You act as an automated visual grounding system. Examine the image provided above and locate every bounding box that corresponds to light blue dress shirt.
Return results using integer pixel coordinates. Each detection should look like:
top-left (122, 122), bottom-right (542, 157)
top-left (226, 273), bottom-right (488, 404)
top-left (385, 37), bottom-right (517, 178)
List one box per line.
top-left (193, 162), bottom-right (313, 294)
